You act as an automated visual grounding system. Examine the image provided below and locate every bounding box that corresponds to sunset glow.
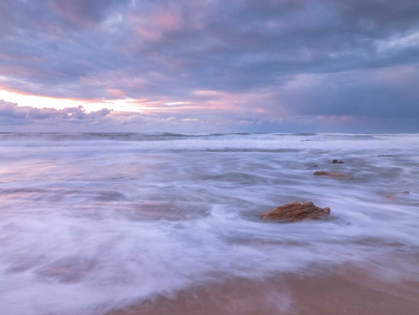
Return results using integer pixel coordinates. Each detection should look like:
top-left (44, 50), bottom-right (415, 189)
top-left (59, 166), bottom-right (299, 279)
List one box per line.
top-left (1, 2), bottom-right (419, 315)
top-left (0, 0), bottom-right (418, 132)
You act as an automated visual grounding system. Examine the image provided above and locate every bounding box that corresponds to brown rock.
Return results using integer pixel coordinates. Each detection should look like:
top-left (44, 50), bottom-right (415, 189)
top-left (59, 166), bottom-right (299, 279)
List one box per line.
top-left (261, 201), bottom-right (331, 223)
top-left (332, 159), bottom-right (344, 164)
top-left (314, 171), bottom-right (352, 179)
top-left (314, 171), bottom-right (329, 175)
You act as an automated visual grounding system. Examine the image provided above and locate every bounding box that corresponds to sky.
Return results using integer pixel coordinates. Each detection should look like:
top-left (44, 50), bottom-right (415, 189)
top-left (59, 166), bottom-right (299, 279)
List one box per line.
top-left (0, 0), bottom-right (418, 133)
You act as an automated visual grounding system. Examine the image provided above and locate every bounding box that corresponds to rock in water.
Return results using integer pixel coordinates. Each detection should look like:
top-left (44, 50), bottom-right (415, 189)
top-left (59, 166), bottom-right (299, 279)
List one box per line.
top-left (384, 191), bottom-right (410, 200)
top-left (261, 201), bottom-right (331, 222)
top-left (314, 171), bottom-right (329, 175)
top-left (333, 159), bottom-right (344, 164)
top-left (314, 171), bottom-right (352, 179)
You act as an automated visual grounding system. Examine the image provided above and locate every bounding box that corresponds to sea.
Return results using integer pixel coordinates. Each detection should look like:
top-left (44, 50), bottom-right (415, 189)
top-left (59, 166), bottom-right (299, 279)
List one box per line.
top-left (0, 132), bottom-right (418, 315)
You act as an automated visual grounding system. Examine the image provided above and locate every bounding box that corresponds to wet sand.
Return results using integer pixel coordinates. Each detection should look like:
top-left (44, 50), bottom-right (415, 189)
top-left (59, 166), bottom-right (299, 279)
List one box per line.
top-left (106, 267), bottom-right (419, 315)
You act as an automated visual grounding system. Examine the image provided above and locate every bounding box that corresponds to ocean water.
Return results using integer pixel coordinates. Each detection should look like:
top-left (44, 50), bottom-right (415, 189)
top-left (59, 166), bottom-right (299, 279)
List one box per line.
top-left (0, 133), bottom-right (418, 315)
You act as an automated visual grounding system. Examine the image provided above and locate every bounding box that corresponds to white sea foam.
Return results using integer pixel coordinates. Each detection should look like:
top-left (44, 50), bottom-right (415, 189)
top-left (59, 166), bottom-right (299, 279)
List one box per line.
top-left (0, 133), bottom-right (418, 314)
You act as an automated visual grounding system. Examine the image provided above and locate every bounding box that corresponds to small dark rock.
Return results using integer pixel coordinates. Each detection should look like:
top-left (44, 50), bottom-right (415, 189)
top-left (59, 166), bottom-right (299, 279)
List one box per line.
top-left (332, 159), bottom-right (344, 164)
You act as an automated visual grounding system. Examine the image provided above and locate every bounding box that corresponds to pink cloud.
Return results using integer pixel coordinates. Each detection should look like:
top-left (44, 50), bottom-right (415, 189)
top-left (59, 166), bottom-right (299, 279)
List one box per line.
top-left (154, 11), bottom-right (184, 30)
top-left (135, 27), bottom-right (162, 41)
top-left (49, 1), bottom-right (92, 27)
top-left (130, 10), bottom-right (185, 42)
top-left (106, 89), bottom-right (126, 98)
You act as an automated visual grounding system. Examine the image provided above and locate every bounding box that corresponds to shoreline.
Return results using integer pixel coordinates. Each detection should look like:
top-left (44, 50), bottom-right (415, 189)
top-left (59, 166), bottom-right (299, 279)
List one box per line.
top-left (105, 265), bottom-right (419, 315)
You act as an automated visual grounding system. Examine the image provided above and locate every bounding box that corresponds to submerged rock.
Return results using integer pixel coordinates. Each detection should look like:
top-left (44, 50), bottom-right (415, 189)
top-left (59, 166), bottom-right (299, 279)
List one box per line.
top-left (384, 191), bottom-right (410, 200)
top-left (261, 201), bottom-right (331, 223)
top-left (332, 159), bottom-right (344, 164)
top-left (314, 170), bottom-right (352, 179)
top-left (314, 171), bottom-right (329, 175)
top-left (34, 256), bottom-right (92, 282)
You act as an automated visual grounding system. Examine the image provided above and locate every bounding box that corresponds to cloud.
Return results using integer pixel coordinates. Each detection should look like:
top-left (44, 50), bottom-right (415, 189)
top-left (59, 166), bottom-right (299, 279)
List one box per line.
top-left (0, 0), bottom-right (418, 131)
top-left (0, 100), bottom-right (112, 126)
top-left (273, 66), bottom-right (419, 120)
top-left (0, 100), bottom-right (183, 131)
top-left (49, 0), bottom-right (130, 27)
top-left (0, 98), bottom-right (417, 133)
top-left (239, 120), bottom-right (254, 124)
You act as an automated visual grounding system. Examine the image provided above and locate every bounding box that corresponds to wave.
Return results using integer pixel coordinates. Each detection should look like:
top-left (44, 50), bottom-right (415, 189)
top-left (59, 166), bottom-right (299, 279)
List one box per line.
top-left (0, 132), bottom-right (413, 143)
top-left (0, 131), bottom-right (418, 315)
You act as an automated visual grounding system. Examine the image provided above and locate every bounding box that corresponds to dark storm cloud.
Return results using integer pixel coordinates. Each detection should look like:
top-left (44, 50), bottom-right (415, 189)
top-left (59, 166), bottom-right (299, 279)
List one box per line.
top-left (0, 0), bottom-right (418, 130)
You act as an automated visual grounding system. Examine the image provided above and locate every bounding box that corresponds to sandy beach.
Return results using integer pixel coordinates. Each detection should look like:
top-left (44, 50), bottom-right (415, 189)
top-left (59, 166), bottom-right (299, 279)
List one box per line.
top-left (108, 265), bottom-right (419, 315)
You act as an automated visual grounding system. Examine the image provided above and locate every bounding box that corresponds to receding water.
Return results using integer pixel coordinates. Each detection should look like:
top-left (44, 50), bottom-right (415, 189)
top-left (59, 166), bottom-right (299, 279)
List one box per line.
top-left (0, 133), bottom-right (418, 315)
